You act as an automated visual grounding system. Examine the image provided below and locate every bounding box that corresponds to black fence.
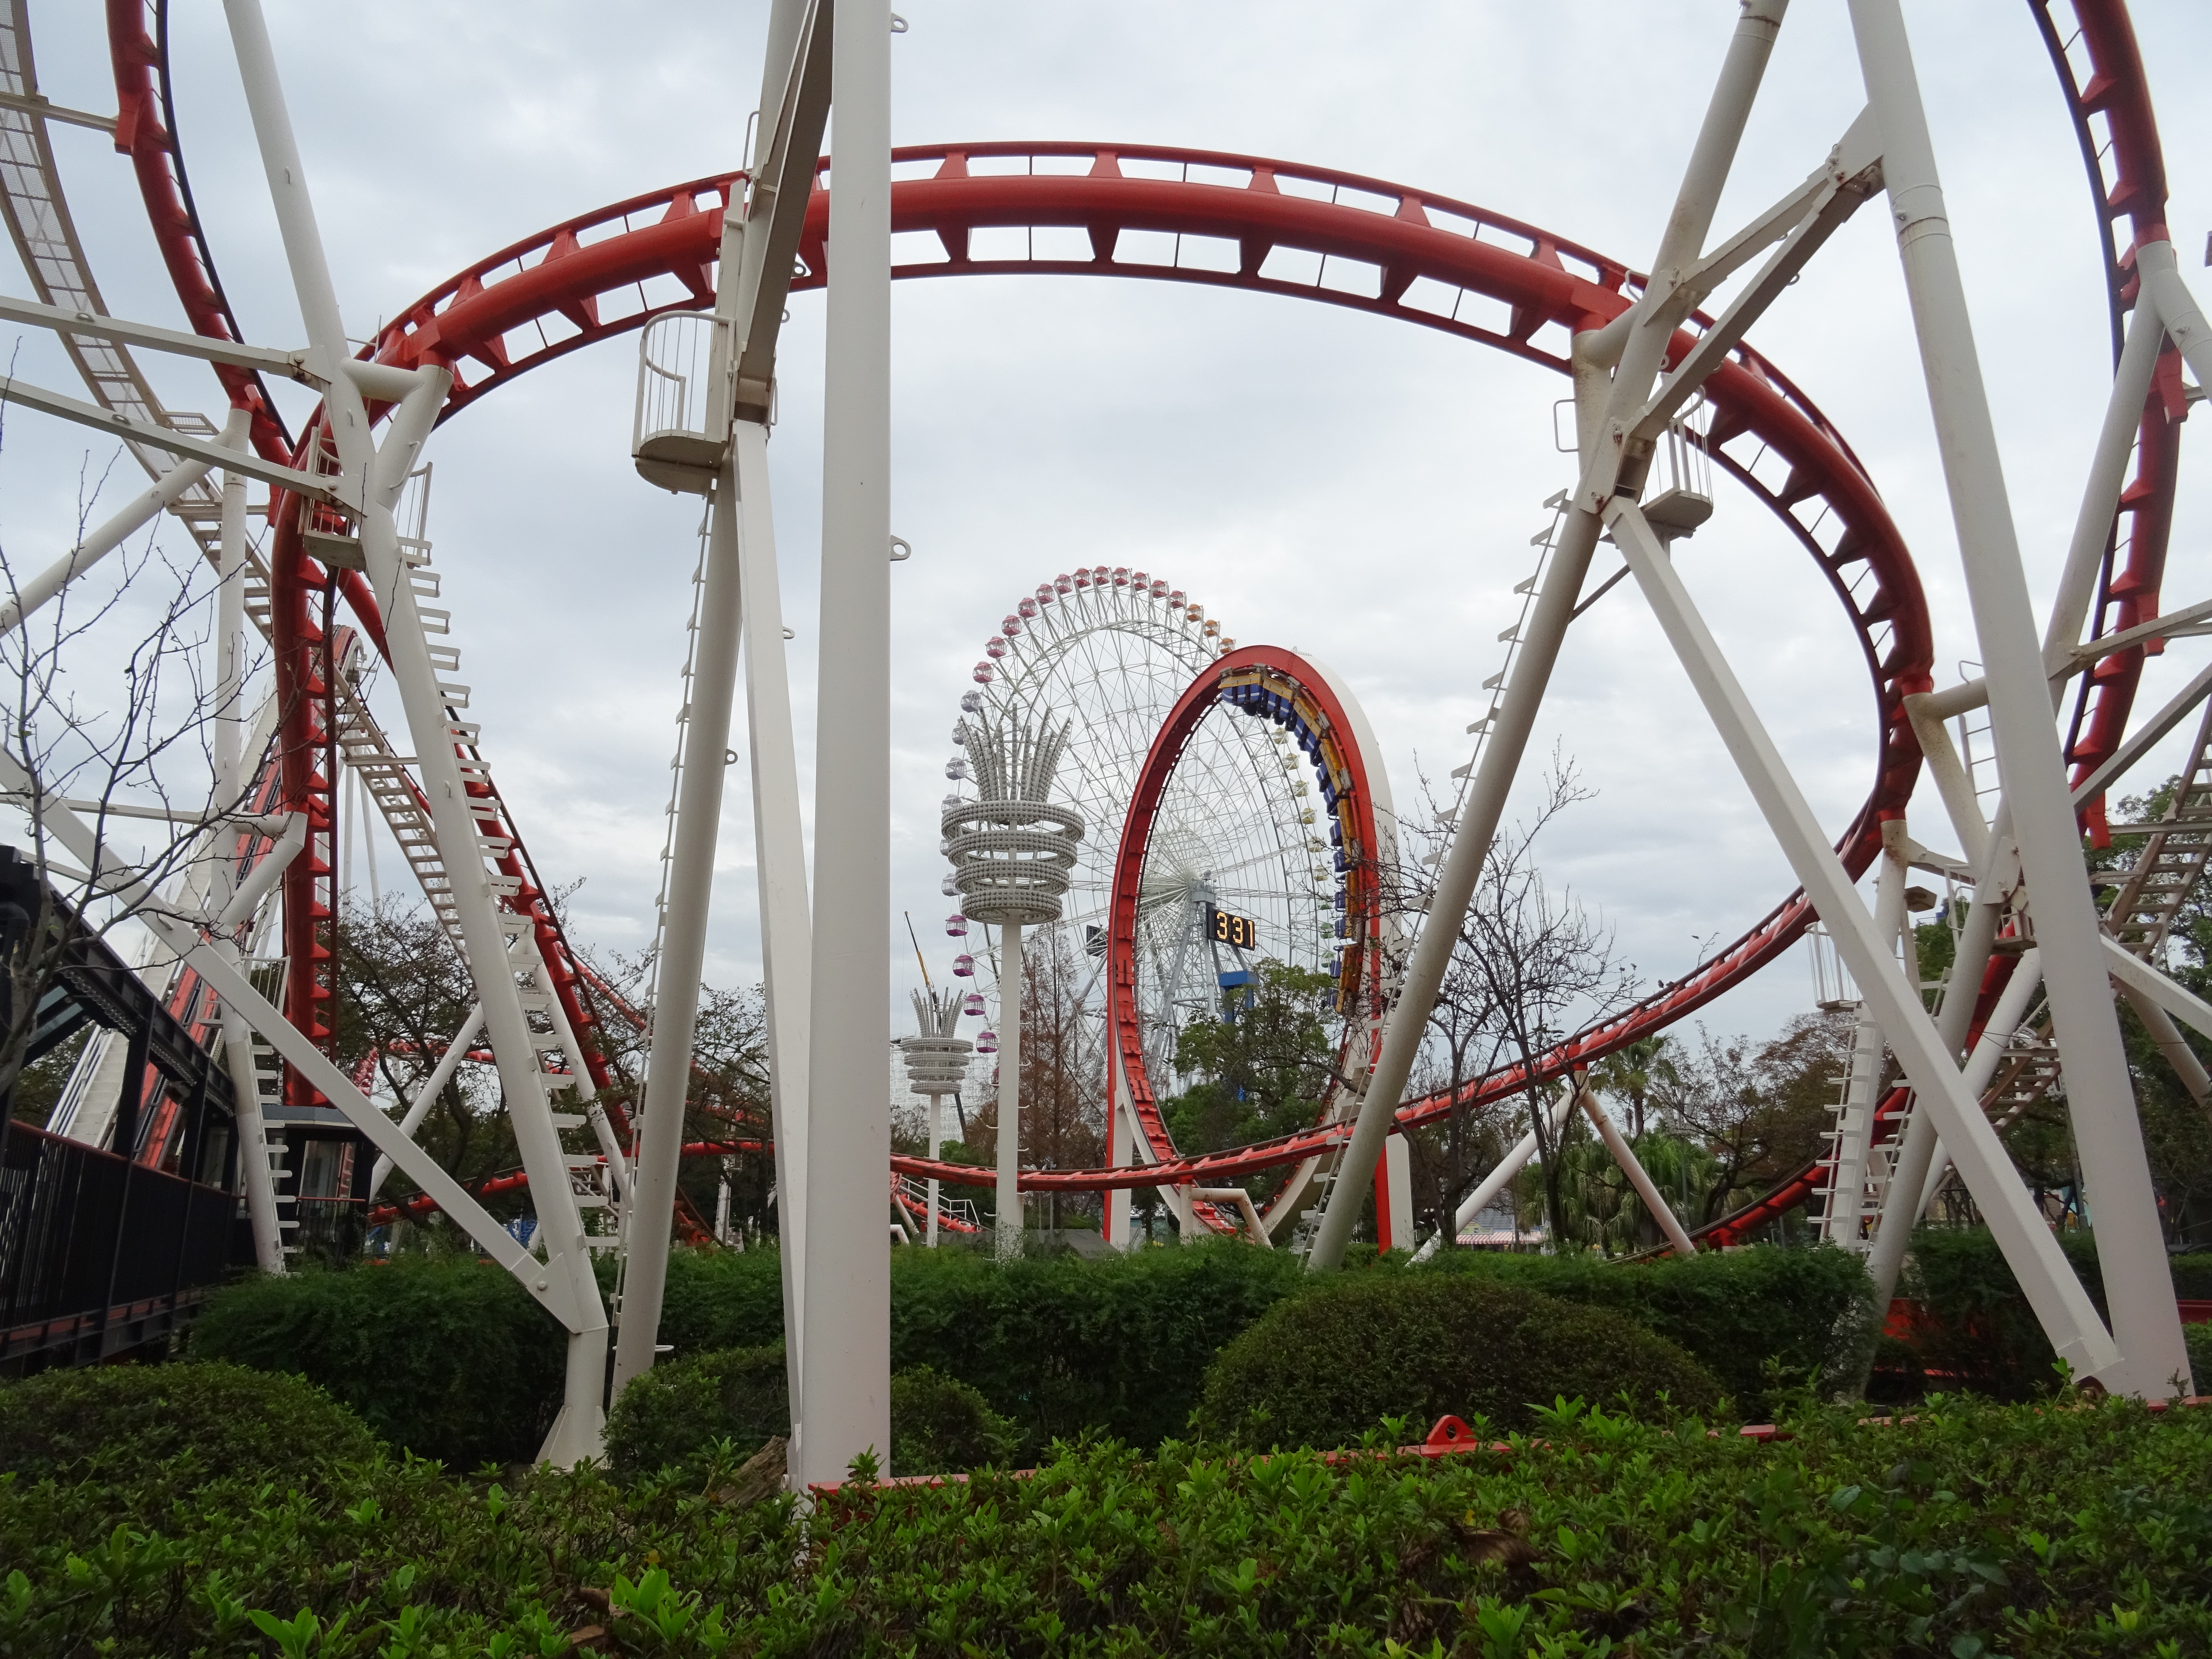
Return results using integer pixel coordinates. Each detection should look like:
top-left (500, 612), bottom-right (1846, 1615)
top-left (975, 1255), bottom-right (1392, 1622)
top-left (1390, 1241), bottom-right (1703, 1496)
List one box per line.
top-left (0, 1119), bottom-right (246, 1371)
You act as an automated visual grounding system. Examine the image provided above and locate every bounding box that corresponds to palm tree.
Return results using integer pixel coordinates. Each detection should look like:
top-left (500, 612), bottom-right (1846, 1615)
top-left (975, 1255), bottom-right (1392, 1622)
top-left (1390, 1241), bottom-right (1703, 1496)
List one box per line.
top-left (1590, 1034), bottom-right (1675, 1139)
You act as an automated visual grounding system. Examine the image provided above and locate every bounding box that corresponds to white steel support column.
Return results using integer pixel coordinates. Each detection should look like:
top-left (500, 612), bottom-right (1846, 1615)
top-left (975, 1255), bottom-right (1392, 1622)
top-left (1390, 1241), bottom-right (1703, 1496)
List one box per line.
top-left (2044, 296), bottom-right (2168, 661)
top-left (731, 420), bottom-right (811, 1425)
top-left (1303, 503), bottom-right (1598, 1272)
top-left (1410, 1089), bottom-right (1575, 1263)
top-left (366, 1004), bottom-right (485, 1199)
top-left (926, 1093), bottom-right (942, 1248)
top-left (1104, 1046), bottom-right (1133, 1249)
top-left (1578, 1086), bottom-right (1697, 1258)
top-left (1912, 949), bottom-right (2050, 1221)
top-left (1308, 0), bottom-right (1788, 1272)
top-left (995, 920), bottom-right (1024, 1260)
top-left (0, 433), bottom-right (233, 638)
top-left (611, 460), bottom-right (746, 1400)
top-left (800, 0), bottom-right (894, 1490)
top-left (1614, 502), bottom-right (2120, 1379)
top-left (225, 0), bottom-right (611, 1455)
top-left (1848, 0), bottom-right (2186, 1397)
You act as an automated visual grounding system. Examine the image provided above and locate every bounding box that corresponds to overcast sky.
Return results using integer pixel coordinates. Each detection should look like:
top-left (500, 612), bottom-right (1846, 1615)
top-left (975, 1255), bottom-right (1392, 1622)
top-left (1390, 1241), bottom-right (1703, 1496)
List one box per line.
top-left (6, 1), bottom-right (2211, 1061)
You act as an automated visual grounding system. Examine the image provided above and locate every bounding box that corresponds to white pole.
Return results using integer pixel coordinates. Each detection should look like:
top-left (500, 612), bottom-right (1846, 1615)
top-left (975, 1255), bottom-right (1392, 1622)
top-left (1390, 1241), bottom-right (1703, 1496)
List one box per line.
top-left (1409, 1089), bottom-right (1574, 1263)
top-left (731, 420), bottom-right (811, 1432)
top-left (1911, 949), bottom-right (2049, 1221)
top-left (798, 0), bottom-right (894, 1491)
top-left (367, 1003), bottom-right (486, 1199)
top-left (1614, 502), bottom-right (2121, 1380)
top-left (2042, 297), bottom-right (2166, 663)
top-left (0, 441), bottom-right (232, 637)
top-left (611, 461), bottom-right (746, 1400)
top-left (1847, 0), bottom-right (2187, 1398)
top-left (1306, 0), bottom-right (1788, 1272)
top-left (1579, 1088), bottom-right (1696, 1258)
top-left (926, 1091), bottom-right (942, 1247)
top-left (996, 921), bottom-right (1023, 1260)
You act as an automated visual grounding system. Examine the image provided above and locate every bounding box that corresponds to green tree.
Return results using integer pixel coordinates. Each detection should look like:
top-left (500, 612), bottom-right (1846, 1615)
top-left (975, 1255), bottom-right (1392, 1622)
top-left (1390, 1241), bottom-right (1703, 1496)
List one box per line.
top-left (1589, 1033), bottom-right (1676, 1140)
top-left (1163, 958), bottom-right (1336, 1158)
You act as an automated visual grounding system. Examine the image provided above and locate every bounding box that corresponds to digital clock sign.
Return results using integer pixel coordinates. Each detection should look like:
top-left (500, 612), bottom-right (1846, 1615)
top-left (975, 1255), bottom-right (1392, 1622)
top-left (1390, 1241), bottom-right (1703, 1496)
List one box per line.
top-left (1208, 905), bottom-right (1258, 951)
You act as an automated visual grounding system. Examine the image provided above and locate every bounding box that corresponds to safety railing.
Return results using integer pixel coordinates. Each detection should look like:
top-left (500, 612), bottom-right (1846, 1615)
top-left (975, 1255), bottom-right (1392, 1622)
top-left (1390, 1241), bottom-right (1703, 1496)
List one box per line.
top-left (632, 311), bottom-right (727, 493)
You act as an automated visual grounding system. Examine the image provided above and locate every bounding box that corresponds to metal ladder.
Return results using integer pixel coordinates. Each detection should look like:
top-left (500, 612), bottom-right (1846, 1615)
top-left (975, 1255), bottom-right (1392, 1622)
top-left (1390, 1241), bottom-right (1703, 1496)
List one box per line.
top-left (1814, 1010), bottom-right (1886, 1249)
top-left (2098, 694), bottom-right (2212, 960)
top-left (391, 507), bottom-right (616, 1249)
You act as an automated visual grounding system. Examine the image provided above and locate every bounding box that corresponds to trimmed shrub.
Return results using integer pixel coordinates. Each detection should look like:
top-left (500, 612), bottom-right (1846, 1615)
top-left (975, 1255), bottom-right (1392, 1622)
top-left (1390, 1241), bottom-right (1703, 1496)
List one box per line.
top-left (888, 1239), bottom-right (1308, 1455)
top-left (0, 1361), bottom-right (375, 1496)
top-left (655, 1245), bottom-right (789, 1356)
top-left (889, 1365), bottom-right (1020, 1476)
top-left (1421, 1240), bottom-right (1875, 1415)
top-left (604, 1347), bottom-right (1019, 1478)
top-left (2186, 1321), bottom-right (2212, 1391)
top-left (604, 1342), bottom-right (789, 1476)
top-left (2170, 1251), bottom-right (2212, 1301)
top-left (1194, 1274), bottom-right (1722, 1449)
top-left (190, 1257), bottom-right (564, 1467)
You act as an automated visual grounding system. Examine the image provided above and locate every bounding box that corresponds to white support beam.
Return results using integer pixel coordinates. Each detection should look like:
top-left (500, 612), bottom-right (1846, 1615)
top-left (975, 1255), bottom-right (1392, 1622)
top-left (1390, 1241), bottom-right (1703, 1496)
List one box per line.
top-left (0, 373), bottom-right (332, 502)
top-left (1848, 0), bottom-right (2187, 1397)
top-left (1630, 169), bottom-right (1876, 445)
top-left (1311, 0), bottom-right (1790, 1272)
top-left (1611, 499), bottom-right (2122, 1381)
top-left (367, 1004), bottom-right (487, 1199)
top-left (0, 292), bottom-right (311, 382)
top-left (0, 409), bottom-right (247, 637)
top-left (798, 0), bottom-right (894, 1492)
top-left (611, 453), bottom-right (748, 1400)
top-left (729, 0), bottom-right (832, 420)
top-left (1578, 1086), bottom-right (1696, 1257)
top-left (732, 418), bottom-right (812, 1427)
top-left (1410, 1089), bottom-right (1574, 1263)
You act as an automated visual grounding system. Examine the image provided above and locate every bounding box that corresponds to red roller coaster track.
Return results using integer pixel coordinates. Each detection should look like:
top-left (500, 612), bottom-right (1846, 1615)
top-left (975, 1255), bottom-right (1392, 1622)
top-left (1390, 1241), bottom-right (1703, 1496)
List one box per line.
top-left (102, 3), bottom-right (2182, 1238)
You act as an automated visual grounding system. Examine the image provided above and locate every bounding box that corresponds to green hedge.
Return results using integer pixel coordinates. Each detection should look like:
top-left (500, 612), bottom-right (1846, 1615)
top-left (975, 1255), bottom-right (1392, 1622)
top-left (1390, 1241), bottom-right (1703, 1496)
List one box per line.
top-left (1901, 1228), bottom-right (2209, 1398)
top-left (1420, 1239), bottom-right (1876, 1415)
top-left (632, 1243), bottom-right (1305, 1458)
top-left (603, 1342), bottom-right (791, 1476)
top-left (0, 1362), bottom-right (376, 1499)
top-left (654, 1245), bottom-right (789, 1357)
top-left (888, 1365), bottom-right (1022, 1476)
top-left (192, 1242), bottom-right (1881, 1467)
top-left (16, 1365), bottom-right (2205, 1653)
top-left (2176, 1252), bottom-right (2212, 1300)
top-left (1194, 1274), bottom-right (1721, 1448)
top-left (190, 1257), bottom-right (565, 1467)
top-left (885, 1241), bottom-right (1308, 1456)
top-left (603, 1342), bottom-right (1020, 1478)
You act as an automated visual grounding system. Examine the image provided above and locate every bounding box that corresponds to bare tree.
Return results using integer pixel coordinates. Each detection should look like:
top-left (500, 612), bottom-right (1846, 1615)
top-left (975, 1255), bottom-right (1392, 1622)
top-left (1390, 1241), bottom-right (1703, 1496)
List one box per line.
top-left (1401, 752), bottom-right (1638, 1248)
top-left (1018, 924), bottom-right (1105, 1228)
top-left (0, 437), bottom-right (273, 1153)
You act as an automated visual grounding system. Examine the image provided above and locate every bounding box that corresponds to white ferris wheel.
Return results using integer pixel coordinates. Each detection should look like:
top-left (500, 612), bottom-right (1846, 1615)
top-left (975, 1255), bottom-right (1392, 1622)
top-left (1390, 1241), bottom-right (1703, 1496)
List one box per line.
top-left (941, 565), bottom-right (1340, 1095)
